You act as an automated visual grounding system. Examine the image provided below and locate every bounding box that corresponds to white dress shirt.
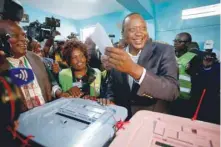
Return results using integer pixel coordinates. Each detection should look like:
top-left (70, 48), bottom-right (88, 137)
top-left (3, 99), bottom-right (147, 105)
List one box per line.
top-left (125, 47), bottom-right (146, 89)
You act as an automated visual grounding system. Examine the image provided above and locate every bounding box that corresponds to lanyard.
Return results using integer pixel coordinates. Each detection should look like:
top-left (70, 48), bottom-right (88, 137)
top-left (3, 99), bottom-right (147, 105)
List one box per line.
top-left (23, 57), bottom-right (28, 67)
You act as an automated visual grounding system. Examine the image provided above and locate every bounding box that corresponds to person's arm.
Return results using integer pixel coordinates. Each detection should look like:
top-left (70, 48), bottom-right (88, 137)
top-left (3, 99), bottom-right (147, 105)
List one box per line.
top-left (136, 45), bottom-right (179, 101)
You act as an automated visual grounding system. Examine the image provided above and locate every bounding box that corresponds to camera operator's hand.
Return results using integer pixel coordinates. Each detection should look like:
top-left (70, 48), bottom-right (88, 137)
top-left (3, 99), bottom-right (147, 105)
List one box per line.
top-left (55, 31), bottom-right (61, 36)
top-left (52, 31), bottom-right (60, 38)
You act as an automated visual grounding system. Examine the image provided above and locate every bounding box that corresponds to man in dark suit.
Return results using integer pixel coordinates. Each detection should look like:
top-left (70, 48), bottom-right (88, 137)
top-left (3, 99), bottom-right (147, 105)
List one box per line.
top-left (103, 13), bottom-right (179, 119)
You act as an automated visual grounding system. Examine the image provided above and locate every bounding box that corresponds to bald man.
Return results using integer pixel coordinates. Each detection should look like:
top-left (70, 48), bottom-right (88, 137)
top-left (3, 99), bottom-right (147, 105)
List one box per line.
top-left (103, 13), bottom-right (179, 119)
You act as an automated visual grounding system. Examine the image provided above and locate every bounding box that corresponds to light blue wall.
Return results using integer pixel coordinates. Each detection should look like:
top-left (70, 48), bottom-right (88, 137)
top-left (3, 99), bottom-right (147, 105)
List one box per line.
top-left (76, 10), bottom-right (155, 43)
top-left (155, 0), bottom-right (220, 50)
top-left (116, 0), bottom-right (154, 19)
top-left (138, 0), bottom-right (154, 17)
top-left (146, 19), bottom-right (155, 41)
top-left (20, 4), bottom-right (77, 37)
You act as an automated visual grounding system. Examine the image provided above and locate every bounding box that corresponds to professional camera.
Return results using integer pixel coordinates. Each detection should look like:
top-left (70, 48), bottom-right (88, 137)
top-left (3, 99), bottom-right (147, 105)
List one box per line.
top-left (25, 17), bottom-right (60, 42)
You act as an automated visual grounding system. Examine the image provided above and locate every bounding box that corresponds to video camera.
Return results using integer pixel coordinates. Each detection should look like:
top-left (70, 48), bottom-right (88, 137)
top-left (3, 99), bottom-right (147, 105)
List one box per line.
top-left (24, 17), bottom-right (60, 42)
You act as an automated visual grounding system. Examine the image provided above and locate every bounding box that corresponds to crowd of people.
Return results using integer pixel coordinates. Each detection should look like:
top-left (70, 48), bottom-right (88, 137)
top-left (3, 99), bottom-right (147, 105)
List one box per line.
top-left (0, 12), bottom-right (220, 146)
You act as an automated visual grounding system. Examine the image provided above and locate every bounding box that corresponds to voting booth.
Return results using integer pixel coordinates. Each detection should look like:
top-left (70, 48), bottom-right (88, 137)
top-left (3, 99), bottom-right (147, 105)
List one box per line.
top-left (18, 98), bottom-right (127, 147)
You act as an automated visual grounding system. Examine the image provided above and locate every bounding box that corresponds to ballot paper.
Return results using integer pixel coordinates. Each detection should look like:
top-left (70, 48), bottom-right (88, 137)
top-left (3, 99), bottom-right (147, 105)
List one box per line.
top-left (90, 23), bottom-right (113, 55)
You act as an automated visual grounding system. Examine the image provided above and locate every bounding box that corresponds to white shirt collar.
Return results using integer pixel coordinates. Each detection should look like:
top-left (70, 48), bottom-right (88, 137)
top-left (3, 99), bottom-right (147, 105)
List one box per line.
top-left (125, 46), bottom-right (142, 57)
top-left (7, 56), bottom-right (25, 68)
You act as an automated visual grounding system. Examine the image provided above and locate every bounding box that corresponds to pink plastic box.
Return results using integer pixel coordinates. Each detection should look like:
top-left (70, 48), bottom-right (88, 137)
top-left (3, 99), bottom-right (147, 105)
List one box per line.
top-left (110, 110), bottom-right (220, 147)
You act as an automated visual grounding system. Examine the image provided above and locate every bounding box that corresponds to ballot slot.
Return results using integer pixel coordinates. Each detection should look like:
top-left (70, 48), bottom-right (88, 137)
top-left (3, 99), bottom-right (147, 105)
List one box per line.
top-left (56, 112), bottom-right (91, 125)
top-left (155, 141), bottom-right (174, 147)
top-left (56, 102), bottom-right (107, 125)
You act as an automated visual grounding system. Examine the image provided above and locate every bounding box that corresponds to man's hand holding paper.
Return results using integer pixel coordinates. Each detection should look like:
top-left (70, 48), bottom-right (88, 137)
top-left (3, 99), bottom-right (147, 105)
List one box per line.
top-left (104, 47), bottom-right (143, 80)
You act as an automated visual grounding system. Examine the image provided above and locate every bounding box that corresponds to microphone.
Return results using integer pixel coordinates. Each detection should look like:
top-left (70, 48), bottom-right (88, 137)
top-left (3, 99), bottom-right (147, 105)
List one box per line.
top-left (9, 68), bottom-right (34, 87)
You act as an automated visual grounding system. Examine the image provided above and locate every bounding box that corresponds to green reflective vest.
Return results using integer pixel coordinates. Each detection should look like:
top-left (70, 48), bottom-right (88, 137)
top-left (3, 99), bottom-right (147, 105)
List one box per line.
top-left (177, 52), bottom-right (196, 100)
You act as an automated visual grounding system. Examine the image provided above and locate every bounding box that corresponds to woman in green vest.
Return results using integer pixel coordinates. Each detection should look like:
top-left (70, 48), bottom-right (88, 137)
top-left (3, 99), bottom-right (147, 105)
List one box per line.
top-left (59, 39), bottom-right (103, 99)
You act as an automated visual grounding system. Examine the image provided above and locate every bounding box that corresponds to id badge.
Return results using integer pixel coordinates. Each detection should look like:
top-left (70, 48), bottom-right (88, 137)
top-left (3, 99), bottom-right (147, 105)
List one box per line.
top-left (72, 81), bottom-right (82, 88)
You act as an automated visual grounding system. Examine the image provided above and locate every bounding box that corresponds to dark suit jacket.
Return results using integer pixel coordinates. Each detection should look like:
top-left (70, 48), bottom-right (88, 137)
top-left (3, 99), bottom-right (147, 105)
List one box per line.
top-left (106, 39), bottom-right (179, 118)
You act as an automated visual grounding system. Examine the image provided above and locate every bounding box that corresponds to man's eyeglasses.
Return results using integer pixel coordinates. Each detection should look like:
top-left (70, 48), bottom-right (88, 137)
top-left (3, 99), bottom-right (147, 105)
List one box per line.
top-left (173, 39), bottom-right (188, 44)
